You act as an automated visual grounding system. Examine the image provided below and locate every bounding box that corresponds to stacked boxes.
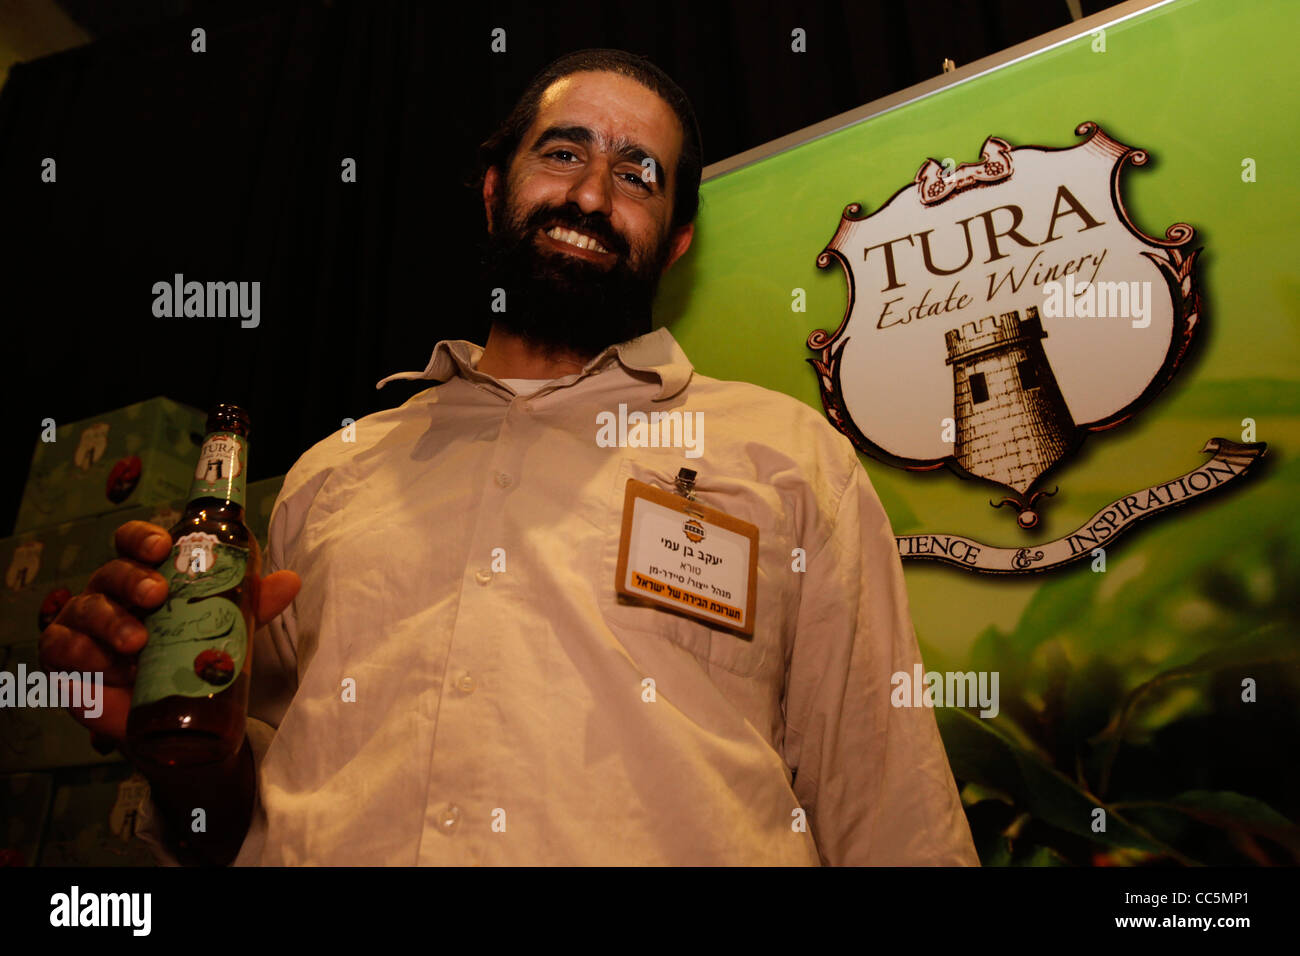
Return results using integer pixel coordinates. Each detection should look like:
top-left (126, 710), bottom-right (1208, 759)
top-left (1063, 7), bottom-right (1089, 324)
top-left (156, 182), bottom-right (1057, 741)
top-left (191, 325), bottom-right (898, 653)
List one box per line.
top-left (14, 398), bottom-right (209, 534)
top-left (1, 396), bottom-right (285, 864)
top-left (0, 772), bottom-right (52, 867)
top-left (37, 765), bottom-right (158, 867)
top-left (0, 476), bottom-right (285, 771)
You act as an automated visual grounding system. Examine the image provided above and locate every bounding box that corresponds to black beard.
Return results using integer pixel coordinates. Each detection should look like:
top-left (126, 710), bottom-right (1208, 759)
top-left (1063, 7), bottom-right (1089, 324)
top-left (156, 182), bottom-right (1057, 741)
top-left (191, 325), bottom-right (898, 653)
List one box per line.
top-left (480, 196), bottom-right (672, 359)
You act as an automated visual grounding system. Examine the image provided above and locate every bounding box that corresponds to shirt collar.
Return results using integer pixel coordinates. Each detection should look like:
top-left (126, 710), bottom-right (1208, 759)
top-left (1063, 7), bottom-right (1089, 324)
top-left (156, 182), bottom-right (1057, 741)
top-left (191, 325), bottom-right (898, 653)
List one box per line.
top-left (374, 326), bottom-right (694, 401)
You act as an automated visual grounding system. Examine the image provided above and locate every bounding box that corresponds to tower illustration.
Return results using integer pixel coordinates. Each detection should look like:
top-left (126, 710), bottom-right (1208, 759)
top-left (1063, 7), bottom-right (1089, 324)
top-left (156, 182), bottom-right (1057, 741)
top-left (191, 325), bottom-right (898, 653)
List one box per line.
top-left (945, 306), bottom-right (1076, 495)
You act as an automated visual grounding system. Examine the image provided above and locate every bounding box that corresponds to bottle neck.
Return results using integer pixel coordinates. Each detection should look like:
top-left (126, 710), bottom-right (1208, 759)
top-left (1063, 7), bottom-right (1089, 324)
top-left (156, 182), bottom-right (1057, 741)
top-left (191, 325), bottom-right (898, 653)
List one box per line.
top-left (186, 430), bottom-right (249, 509)
top-left (184, 497), bottom-right (246, 524)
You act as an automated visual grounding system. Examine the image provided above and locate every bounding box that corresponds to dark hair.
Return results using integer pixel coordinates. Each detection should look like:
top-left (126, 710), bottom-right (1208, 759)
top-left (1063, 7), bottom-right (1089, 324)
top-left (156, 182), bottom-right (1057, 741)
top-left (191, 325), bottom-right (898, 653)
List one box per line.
top-left (476, 49), bottom-right (702, 231)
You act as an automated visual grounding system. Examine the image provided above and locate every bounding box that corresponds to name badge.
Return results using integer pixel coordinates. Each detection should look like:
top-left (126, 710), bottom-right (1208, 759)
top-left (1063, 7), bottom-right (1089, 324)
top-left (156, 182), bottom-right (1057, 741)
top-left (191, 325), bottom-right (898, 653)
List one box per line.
top-left (615, 479), bottom-right (759, 635)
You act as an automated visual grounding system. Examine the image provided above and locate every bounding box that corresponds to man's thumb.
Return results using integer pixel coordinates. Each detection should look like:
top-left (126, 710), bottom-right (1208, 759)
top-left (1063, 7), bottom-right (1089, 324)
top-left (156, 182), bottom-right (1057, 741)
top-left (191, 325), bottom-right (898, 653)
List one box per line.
top-left (256, 570), bottom-right (301, 628)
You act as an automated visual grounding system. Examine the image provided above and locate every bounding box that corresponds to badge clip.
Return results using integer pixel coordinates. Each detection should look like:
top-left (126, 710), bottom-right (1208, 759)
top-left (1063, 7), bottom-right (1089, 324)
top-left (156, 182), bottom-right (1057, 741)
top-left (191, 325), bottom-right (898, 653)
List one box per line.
top-left (674, 468), bottom-right (704, 517)
top-left (674, 468), bottom-right (697, 500)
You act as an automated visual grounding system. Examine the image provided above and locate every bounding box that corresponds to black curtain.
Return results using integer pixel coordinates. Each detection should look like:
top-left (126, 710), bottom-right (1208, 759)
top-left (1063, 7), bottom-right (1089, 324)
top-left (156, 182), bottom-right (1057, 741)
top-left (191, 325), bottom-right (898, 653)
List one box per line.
top-left (0, 0), bottom-right (1118, 533)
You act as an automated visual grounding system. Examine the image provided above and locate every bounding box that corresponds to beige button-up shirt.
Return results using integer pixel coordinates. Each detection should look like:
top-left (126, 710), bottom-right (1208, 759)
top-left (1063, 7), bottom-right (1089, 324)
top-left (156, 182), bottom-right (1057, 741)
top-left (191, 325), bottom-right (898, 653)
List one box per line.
top-left (142, 327), bottom-right (978, 865)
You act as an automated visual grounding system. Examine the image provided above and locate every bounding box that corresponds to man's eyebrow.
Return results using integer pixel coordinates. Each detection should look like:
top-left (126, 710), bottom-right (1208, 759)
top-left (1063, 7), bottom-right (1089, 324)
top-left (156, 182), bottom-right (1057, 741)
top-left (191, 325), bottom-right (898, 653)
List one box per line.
top-left (530, 125), bottom-right (669, 194)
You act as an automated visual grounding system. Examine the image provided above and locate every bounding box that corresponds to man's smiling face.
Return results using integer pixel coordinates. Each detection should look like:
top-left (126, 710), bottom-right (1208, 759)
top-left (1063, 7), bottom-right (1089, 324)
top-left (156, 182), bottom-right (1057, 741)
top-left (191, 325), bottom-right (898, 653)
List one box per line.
top-left (481, 70), bottom-right (694, 358)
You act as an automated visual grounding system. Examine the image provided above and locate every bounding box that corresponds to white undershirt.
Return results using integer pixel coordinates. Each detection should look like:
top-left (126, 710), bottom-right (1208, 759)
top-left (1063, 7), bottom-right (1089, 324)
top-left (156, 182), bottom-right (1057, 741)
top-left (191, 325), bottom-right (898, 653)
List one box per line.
top-left (499, 377), bottom-right (558, 396)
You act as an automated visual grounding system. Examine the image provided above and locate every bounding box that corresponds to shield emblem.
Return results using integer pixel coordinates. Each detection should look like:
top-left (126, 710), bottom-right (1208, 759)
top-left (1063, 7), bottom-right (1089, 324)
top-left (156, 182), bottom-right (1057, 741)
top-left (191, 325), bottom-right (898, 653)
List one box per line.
top-left (808, 123), bottom-right (1201, 528)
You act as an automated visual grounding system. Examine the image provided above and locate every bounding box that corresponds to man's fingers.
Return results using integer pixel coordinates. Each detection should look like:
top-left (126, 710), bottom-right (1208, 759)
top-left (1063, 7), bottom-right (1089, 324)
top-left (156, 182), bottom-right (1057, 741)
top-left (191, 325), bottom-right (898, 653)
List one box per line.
top-left (256, 571), bottom-right (301, 629)
top-left (113, 520), bottom-right (172, 564)
top-left (38, 623), bottom-right (136, 685)
top-left (86, 557), bottom-right (168, 610)
top-left (38, 521), bottom-right (172, 754)
top-left (54, 591), bottom-right (149, 655)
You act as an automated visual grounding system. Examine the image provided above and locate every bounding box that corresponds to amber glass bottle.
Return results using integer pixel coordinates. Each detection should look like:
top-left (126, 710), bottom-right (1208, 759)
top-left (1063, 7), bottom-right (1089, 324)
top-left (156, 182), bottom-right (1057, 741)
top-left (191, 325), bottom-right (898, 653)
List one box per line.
top-left (126, 404), bottom-right (261, 768)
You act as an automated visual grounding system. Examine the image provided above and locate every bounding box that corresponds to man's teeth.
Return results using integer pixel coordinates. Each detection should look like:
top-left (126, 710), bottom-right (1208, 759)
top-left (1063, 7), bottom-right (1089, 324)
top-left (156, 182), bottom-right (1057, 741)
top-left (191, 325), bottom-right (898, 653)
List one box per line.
top-left (546, 226), bottom-right (609, 254)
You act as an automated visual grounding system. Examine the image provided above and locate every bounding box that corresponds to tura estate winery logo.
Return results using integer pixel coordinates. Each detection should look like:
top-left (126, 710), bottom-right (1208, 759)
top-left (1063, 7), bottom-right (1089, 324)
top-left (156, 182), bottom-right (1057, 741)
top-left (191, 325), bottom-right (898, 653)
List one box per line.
top-left (808, 122), bottom-right (1265, 574)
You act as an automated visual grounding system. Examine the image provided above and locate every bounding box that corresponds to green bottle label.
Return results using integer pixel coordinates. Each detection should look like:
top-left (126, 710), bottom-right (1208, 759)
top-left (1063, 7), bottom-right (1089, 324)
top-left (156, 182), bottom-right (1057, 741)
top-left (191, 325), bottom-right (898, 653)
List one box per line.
top-left (131, 534), bottom-right (250, 709)
top-left (188, 431), bottom-right (247, 507)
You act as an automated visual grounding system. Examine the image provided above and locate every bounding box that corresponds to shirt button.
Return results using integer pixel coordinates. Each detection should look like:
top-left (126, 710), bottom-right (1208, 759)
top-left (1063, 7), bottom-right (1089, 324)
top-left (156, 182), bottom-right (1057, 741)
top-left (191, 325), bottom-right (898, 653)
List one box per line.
top-left (495, 472), bottom-right (512, 488)
top-left (456, 674), bottom-right (477, 694)
top-left (437, 804), bottom-right (462, 833)
top-left (474, 569), bottom-right (492, 585)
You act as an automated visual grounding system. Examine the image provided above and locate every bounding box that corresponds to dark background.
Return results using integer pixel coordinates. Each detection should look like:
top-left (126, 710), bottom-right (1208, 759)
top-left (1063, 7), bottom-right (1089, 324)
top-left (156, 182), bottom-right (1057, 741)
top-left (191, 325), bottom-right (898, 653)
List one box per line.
top-left (0, 0), bottom-right (1124, 534)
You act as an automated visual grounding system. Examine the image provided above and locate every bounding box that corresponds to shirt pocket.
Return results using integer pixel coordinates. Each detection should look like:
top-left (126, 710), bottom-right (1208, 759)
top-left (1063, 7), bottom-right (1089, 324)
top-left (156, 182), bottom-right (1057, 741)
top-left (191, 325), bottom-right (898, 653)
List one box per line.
top-left (598, 457), bottom-right (777, 679)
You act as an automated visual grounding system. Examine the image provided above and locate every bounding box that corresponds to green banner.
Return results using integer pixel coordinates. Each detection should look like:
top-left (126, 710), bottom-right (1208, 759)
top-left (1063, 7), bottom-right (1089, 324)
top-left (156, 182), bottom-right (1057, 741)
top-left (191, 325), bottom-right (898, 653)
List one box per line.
top-left (658, 0), bottom-right (1300, 865)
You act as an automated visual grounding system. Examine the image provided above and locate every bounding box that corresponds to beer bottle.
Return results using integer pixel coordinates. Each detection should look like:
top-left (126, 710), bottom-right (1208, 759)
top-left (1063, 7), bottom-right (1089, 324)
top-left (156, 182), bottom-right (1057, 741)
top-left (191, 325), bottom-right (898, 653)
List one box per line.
top-left (126, 404), bottom-right (261, 767)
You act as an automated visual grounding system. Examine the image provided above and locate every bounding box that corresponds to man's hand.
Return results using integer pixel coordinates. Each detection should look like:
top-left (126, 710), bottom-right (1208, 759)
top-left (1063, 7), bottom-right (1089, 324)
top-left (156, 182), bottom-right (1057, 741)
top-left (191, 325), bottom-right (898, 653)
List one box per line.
top-left (37, 519), bottom-right (301, 752)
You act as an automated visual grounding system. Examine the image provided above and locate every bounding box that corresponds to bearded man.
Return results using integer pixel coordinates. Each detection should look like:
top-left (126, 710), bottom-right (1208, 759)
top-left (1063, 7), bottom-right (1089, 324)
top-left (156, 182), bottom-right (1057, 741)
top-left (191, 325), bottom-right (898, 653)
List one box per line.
top-left (50, 48), bottom-right (978, 866)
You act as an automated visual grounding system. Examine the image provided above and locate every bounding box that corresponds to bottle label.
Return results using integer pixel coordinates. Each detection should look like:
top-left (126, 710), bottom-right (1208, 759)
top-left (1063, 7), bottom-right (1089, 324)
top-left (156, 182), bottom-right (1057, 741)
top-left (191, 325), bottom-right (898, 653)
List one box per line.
top-left (131, 533), bottom-right (250, 709)
top-left (188, 432), bottom-right (247, 507)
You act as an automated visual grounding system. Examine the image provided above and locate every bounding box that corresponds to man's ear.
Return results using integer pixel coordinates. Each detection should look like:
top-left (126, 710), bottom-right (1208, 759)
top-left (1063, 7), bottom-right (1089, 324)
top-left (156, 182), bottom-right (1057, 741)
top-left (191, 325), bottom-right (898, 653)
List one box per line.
top-left (483, 166), bottom-right (502, 233)
top-left (663, 223), bottom-right (695, 272)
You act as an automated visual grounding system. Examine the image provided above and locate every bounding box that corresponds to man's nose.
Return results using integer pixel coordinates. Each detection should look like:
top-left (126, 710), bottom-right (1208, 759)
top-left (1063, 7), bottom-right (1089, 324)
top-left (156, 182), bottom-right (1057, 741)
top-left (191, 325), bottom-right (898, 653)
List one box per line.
top-left (566, 157), bottom-right (615, 218)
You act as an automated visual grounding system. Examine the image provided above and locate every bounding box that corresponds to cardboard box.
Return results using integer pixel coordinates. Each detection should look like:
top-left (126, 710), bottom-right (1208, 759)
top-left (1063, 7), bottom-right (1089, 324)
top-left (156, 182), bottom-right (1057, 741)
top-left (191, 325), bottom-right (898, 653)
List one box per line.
top-left (0, 771), bottom-right (53, 867)
top-left (1, 476), bottom-right (284, 649)
top-left (38, 764), bottom-right (157, 866)
top-left (0, 642), bottom-right (122, 772)
top-left (14, 397), bottom-right (207, 534)
top-left (1, 515), bottom-right (114, 650)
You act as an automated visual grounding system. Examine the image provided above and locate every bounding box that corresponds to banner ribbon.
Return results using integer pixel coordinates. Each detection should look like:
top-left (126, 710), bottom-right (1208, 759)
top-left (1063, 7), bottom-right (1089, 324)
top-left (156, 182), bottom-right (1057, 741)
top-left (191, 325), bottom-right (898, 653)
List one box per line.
top-left (896, 439), bottom-right (1267, 573)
